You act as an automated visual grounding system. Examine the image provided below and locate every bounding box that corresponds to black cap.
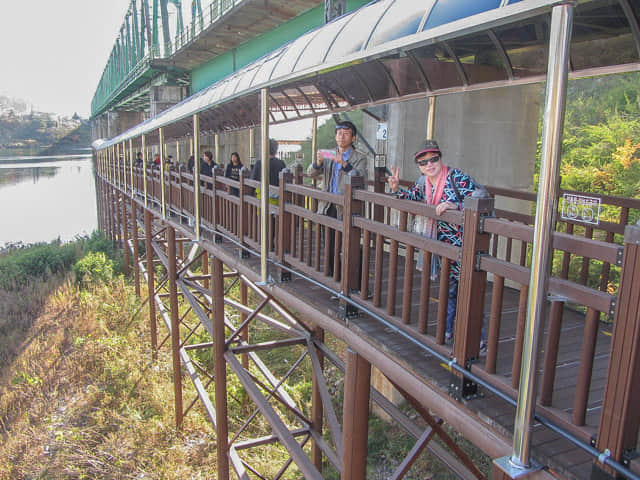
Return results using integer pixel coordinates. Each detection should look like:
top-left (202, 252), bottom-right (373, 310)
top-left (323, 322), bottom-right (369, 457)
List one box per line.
top-left (335, 120), bottom-right (357, 136)
top-left (414, 139), bottom-right (441, 160)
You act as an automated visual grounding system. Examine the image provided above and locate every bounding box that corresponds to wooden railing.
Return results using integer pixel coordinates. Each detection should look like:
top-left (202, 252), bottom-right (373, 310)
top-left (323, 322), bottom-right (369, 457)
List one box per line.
top-left (108, 162), bottom-right (640, 465)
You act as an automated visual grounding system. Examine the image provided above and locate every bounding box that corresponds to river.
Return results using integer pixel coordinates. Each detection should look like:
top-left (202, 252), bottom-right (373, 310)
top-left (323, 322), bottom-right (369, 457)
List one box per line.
top-left (0, 154), bottom-right (97, 249)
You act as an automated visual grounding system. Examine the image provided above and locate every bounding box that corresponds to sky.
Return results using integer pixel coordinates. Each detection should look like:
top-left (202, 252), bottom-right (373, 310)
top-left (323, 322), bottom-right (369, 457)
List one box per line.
top-left (0, 0), bottom-right (131, 118)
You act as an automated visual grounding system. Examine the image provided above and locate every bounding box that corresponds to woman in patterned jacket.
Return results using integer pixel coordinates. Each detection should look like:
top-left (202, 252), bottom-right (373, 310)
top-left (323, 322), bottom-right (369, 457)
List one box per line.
top-left (387, 139), bottom-right (478, 345)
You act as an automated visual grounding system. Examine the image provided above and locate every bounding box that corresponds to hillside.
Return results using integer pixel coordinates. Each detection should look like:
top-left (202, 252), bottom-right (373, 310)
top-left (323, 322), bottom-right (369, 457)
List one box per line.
top-left (0, 95), bottom-right (89, 155)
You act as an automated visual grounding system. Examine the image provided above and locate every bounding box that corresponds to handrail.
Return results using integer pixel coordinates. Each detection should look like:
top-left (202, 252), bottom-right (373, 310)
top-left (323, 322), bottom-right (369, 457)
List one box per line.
top-left (98, 159), bottom-right (640, 478)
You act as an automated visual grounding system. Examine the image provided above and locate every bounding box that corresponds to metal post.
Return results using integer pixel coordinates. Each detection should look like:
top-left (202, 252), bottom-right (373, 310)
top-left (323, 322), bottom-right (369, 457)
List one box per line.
top-left (506, 2), bottom-right (574, 473)
top-left (212, 256), bottom-right (230, 479)
top-left (129, 138), bottom-right (134, 196)
top-left (215, 132), bottom-right (220, 166)
top-left (116, 144), bottom-right (122, 188)
top-left (249, 127), bottom-right (255, 166)
top-left (168, 226), bottom-right (183, 428)
top-left (427, 96), bottom-right (436, 138)
top-left (145, 210), bottom-right (158, 359)
top-left (193, 113), bottom-right (201, 238)
top-left (159, 127), bottom-right (167, 218)
top-left (260, 87), bottom-right (270, 283)
top-left (142, 134), bottom-right (148, 207)
top-left (122, 142), bottom-right (128, 193)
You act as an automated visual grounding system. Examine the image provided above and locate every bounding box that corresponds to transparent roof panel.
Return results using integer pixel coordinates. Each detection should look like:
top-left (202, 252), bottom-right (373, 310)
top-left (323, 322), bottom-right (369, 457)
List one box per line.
top-left (365, 1), bottom-right (434, 49)
top-left (270, 30), bottom-right (319, 80)
top-left (423, 0), bottom-right (502, 31)
top-left (380, 55), bottom-right (428, 96)
top-left (325, 0), bottom-right (392, 61)
top-left (493, 16), bottom-right (549, 78)
top-left (448, 32), bottom-right (508, 84)
top-left (409, 43), bottom-right (464, 90)
top-left (250, 48), bottom-right (287, 88)
top-left (571, 1), bottom-right (639, 70)
top-left (294, 15), bottom-right (354, 72)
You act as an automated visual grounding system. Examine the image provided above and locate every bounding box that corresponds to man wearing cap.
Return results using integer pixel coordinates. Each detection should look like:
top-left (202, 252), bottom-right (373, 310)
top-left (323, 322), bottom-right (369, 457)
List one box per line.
top-left (308, 120), bottom-right (369, 276)
top-left (387, 139), bottom-right (480, 347)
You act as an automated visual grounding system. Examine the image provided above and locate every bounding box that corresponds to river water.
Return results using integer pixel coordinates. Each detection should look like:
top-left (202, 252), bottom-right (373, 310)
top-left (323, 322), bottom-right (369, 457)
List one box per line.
top-left (0, 154), bottom-right (97, 248)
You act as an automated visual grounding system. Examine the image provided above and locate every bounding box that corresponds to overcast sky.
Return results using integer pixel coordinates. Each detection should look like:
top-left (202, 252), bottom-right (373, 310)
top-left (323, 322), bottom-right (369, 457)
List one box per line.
top-left (0, 0), bottom-right (131, 118)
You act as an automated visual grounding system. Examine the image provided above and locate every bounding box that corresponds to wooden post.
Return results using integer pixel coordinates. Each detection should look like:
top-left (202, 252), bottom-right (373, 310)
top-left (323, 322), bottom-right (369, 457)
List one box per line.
top-left (341, 175), bottom-right (364, 317)
top-left (278, 170), bottom-right (294, 281)
top-left (453, 197), bottom-right (493, 365)
top-left (341, 347), bottom-right (370, 480)
top-left (145, 210), bottom-right (158, 359)
top-left (238, 168), bottom-right (249, 258)
top-left (594, 224), bottom-right (640, 476)
top-left (168, 226), bottom-right (183, 428)
top-left (311, 326), bottom-right (325, 471)
top-left (212, 256), bottom-right (230, 479)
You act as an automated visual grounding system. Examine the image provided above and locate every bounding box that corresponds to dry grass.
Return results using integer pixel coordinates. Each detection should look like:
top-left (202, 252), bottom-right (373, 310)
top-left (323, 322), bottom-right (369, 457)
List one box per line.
top-left (0, 277), bottom-right (218, 480)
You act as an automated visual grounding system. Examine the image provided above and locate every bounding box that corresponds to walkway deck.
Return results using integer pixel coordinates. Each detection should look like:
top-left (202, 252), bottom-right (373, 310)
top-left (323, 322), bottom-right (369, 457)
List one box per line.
top-left (202, 224), bottom-right (613, 480)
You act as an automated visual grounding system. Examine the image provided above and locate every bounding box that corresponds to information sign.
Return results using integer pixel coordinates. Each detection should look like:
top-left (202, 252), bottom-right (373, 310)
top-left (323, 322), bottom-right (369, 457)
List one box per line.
top-left (560, 193), bottom-right (601, 225)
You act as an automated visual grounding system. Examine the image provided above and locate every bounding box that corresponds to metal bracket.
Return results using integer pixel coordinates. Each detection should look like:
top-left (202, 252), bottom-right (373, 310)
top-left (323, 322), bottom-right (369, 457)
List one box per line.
top-left (477, 213), bottom-right (495, 234)
top-left (475, 252), bottom-right (489, 271)
top-left (616, 246), bottom-right (624, 266)
top-left (493, 456), bottom-right (543, 478)
top-left (609, 298), bottom-right (617, 317)
top-left (340, 301), bottom-right (360, 320)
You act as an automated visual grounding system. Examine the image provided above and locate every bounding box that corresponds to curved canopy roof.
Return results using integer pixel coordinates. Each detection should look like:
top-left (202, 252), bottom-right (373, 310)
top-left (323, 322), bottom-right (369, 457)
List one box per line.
top-left (98, 0), bottom-right (640, 149)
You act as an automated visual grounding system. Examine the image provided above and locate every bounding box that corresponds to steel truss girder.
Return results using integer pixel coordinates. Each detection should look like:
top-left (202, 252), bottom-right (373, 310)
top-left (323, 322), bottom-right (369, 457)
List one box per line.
top-left (120, 188), bottom-right (489, 479)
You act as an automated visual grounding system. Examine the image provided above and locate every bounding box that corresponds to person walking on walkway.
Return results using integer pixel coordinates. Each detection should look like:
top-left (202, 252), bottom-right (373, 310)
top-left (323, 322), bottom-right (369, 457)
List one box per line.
top-left (387, 139), bottom-right (478, 345)
top-left (307, 120), bottom-right (368, 278)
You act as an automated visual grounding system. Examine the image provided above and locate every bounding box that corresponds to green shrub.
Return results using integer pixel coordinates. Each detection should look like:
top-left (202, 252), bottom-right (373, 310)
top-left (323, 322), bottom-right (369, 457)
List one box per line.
top-left (0, 241), bottom-right (78, 290)
top-left (73, 252), bottom-right (114, 288)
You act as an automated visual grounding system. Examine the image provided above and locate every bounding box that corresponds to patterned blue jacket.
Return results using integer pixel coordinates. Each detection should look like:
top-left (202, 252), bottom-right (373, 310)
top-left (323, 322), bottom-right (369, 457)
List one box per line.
top-left (395, 168), bottom-right (477, 279)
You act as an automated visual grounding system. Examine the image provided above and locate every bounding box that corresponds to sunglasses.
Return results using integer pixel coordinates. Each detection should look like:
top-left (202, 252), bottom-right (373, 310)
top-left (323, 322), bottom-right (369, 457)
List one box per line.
top-left (416, 155), bottom-right (440, 166)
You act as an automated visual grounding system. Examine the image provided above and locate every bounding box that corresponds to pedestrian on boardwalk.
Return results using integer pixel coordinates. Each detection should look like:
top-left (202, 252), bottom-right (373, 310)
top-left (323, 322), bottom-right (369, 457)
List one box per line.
top-left (225, 151), bottom-right (244, 196)
top-left (387, 139), bottom-right (480, 346)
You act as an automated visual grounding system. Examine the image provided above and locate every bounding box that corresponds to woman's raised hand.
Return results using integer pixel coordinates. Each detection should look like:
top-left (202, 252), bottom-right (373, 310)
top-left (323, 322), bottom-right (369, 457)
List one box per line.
top-left (387, 166), bottom-right (400, 193)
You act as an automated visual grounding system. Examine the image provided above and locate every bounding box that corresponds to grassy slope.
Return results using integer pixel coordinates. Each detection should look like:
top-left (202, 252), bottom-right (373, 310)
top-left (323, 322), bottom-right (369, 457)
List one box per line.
top-left (0, 278), bottom-right (217, 479)
top-left (0, 267), bottom-right (489, 479)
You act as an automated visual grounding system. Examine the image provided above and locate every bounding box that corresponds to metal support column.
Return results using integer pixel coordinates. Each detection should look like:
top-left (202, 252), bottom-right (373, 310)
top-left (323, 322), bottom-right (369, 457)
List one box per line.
top-left (159, 127), bottom-right (167, 218)
top-left (427, 96), bottom-right (436, 138)
top-left (168, 225), bottom-right (183, 428)
top-left (212, 256), bottom-right (230, 479)
top-left (260, 87), bottom-right (270, 283)
top-left (142, 134), bottom-right (149, 207)
top-left (129, 138), bottom-right (135, 196)
top-left (193, 113), bottom-right (201, 238)
top-left (496, 3), bottom-right (575, 476)
top-left (145, 209), bottom-right (158, 359)
top-left (341, 347), bottom-right (371, 480)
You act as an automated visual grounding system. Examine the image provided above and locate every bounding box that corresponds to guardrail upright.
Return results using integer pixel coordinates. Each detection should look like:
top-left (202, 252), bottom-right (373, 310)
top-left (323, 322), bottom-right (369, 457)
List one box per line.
top-left (595, 223), bottom-right (640, 478)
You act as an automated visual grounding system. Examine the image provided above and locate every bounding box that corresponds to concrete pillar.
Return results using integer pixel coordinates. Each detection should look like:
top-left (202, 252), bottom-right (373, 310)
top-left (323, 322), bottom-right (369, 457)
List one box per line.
top-left (150, 85), bottom-right (188, 117)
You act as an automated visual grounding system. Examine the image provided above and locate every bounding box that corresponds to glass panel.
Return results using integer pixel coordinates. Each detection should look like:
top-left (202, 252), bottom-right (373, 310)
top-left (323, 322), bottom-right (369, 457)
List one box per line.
top-left (294, 15), bottom-right (354, 72)
top-left (407, 44), bottom-right (464, 90)
top-left (234, 64), bottom-right (262, 94)
top-left (366, 1), bottom-right (433, 49)
top-left (448, 32), bottom-right (508, 84)
top-left (571, 1), bottom-right (638, 70)
top-left (324, 0), bottom-right (391, 62)
top-left (317, 69), bottom-right (370, 106)
top-left (250, 49), bottom-right (286, 88)
top-left (423, 0), bottom-right (501, 31)
top-left (353, 61), bottom-right (396, 101)
top-left (270, 30), bottom-right (318, 80)
top-left (380, 55), bottom-right (428, 96)
top-left (495, 16), bottom-right (549, 78)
